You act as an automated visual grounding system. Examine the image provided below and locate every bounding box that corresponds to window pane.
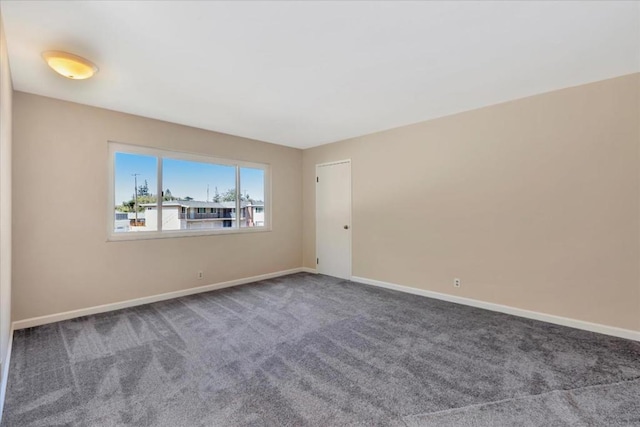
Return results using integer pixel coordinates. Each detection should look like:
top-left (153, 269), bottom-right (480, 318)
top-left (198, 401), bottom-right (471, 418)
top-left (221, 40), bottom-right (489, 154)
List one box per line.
top-left (114, 152), bottom-right (157, 232)
top-left (162, 158), bottom-right (236, 231)
top-left (240, 167), bottom-right (265, 228)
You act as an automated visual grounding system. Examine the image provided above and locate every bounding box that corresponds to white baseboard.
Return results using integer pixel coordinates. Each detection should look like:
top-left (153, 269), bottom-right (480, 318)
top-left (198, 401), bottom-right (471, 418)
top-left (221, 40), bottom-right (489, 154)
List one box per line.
top-left (0, 324), bottom-right (14, 425)
top-left (300, 267), bottom-right (317, 274)
top-left (352, 276), bottom-right (640, 342)
top-left (13, 268), bottom-right (308, 330)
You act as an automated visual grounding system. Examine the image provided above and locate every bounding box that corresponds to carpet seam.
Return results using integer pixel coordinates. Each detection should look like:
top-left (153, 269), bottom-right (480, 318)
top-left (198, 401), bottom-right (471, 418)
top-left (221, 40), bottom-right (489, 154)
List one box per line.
top-left (401, 376), bottom-right (640, 421)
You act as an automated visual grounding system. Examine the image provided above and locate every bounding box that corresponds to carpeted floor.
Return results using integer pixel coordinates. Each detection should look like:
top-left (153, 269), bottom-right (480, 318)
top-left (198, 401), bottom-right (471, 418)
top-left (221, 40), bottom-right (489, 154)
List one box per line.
top-left (2, 273), bottom-right (639, 426)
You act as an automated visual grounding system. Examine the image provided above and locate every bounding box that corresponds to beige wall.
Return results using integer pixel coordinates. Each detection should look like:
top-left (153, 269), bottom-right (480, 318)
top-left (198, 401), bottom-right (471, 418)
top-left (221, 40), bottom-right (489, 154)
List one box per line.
top-left (303, 73), bottom-right (640, 332)
top-left (0, 11), bottom-right (12, 370)
top-left (12, 92), bottom-right (302, 321)
top-left (10, 73), bottom-right (640, 332)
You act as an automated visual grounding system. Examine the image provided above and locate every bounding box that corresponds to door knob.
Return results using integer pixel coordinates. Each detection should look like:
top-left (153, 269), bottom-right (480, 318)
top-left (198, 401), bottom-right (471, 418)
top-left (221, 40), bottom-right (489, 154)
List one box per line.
top-left (344, 225), bottom-right (349, 229)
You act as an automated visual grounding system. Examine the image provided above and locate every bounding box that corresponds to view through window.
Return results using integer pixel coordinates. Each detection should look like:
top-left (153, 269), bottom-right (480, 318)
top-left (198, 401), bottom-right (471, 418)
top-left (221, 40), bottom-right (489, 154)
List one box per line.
top-left (111, 143), bottom-right (268, 237)
top-left (114, 152), bottom-right (158, 232)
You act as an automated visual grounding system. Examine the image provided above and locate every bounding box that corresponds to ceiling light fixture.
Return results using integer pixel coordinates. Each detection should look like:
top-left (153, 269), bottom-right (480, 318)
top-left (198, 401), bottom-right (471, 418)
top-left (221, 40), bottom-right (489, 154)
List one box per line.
top-left (42, 51), bottom-right (98, 80)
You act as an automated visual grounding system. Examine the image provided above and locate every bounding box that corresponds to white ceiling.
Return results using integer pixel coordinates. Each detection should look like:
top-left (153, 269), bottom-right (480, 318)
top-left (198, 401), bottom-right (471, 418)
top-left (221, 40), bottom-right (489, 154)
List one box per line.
top-left (1, 1), bottom-right (638, 149)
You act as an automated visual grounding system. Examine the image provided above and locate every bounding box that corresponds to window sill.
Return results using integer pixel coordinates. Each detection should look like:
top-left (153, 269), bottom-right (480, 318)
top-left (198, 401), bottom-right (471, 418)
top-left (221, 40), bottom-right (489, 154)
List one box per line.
top-left (107, 226), bottom-right (272, 242)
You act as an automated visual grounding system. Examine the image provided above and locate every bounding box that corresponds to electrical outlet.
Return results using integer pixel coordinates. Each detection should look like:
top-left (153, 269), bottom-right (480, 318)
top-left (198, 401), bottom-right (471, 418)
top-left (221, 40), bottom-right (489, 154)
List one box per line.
top-left (454, 278), bottom-right (461, 288)
top-left (197, 271), bottom-right (204, 280)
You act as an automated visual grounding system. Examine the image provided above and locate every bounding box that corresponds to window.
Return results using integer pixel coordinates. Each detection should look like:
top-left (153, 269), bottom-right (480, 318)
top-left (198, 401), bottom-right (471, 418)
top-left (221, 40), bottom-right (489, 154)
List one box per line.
top-left (108, 142), bottom-right (270, 240)
top-left (240, 167), bottom-right (266, 228)
top-left (113, 152), bottom-right (158, 233)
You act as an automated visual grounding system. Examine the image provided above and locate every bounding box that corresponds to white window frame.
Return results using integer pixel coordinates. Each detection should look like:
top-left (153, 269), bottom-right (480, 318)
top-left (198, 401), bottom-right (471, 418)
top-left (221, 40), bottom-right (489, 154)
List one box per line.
top-left (107, 141), bottom-right (271, 241)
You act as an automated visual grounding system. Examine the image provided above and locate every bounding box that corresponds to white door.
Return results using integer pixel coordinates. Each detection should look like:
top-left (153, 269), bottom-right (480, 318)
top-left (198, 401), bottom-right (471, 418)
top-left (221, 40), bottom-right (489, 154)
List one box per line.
top-left (316, 160), bottom-right (351, 280)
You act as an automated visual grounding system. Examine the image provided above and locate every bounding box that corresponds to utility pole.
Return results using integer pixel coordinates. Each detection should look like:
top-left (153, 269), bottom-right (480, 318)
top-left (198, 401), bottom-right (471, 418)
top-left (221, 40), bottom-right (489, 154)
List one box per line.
top-left (132, 173), bottom-right (140, 226)
top-left (207, 184), bottom-right (210, 202)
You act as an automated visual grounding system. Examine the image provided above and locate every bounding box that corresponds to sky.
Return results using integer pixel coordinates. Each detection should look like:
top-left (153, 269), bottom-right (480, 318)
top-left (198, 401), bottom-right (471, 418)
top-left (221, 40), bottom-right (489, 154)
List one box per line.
top-left (114, 152), bottom-right (265, 206)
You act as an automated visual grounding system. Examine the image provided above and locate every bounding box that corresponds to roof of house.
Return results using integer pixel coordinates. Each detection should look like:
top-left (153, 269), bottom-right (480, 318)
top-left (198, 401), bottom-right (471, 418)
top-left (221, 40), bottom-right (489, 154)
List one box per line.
top-left (140, 200), bottom-right (264, 209)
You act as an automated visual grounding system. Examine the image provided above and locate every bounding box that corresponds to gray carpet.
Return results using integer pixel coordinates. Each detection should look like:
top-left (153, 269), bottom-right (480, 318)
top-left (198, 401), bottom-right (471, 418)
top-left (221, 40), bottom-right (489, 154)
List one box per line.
top-left (2, 273), bottom-right (639, 426)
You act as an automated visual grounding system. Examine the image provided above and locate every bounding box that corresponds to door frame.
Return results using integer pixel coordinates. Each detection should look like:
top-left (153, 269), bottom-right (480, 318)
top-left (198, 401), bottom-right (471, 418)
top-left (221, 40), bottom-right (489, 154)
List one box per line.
top-left (315, 159), bottom-right (352, 279)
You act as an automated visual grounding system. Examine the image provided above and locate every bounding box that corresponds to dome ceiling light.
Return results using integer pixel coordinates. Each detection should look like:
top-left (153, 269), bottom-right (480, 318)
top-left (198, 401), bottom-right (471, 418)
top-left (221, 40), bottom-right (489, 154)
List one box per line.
top-left (42, 51), bottom-right (98, 80)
